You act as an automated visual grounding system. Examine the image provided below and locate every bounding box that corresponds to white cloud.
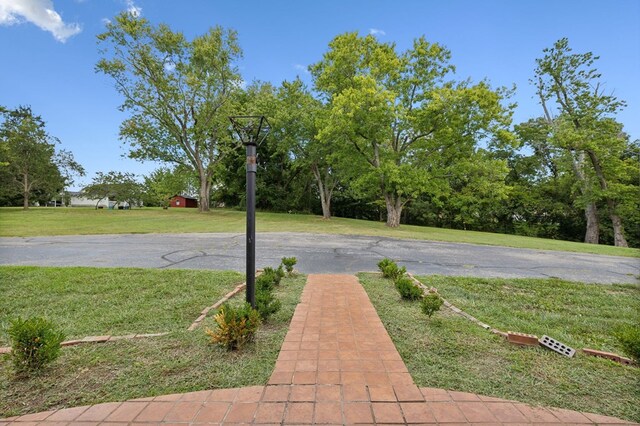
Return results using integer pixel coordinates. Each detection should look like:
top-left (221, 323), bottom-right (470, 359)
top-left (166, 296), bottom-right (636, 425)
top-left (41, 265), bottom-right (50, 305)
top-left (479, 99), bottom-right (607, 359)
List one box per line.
top-left (369, 28), bottom-right (386, 36)
top-left (125, 0), bottom-right (141, 17)
top-left (293, 64), bottom-right (310, 74)
top-left (101, 17), bottom-right (111, 25)
top-left (0, 0), bottom-right (82, 42)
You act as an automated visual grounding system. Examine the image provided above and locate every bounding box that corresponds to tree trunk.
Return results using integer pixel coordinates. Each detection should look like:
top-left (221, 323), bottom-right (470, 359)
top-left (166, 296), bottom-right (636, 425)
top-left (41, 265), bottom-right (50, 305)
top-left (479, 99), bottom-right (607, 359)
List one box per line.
top-left (584, 202), bottom-right (599, 244)
top-left (585, 150), bottom-right (628, 247)
top-left (607, 201), bottom-right (628, 247)
top-left (311, 163), bottom-right (332, 219)
top-left (319, 189), bottom-right (331, 219)
top-left (22, 173), bottom-right (29, 210)
top-left (193, 161), bottom-right (213, 212)
top-left (198, 176), bottom-right (210, 212)
top-left (384, 192), bottom-right (403, 228)
top-left (569, 151), bottom-right (599, 244)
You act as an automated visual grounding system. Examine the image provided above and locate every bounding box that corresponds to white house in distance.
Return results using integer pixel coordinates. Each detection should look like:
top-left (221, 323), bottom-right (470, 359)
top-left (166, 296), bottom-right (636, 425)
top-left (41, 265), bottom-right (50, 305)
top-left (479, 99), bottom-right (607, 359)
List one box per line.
top-left (67, 191), bottom-right (110, 208)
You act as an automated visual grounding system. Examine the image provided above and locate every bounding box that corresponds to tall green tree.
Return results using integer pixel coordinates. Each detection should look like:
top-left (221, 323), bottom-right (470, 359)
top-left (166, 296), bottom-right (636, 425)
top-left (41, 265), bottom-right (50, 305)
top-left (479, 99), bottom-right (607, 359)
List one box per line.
top-left (506, 118), bottom-right (587, 241)
top-left (311, 33), bottom-right (514, 227)
top-left (273, 79), bottom-right (338, 218)
top-left (214, 82), bottom-right (314, 212)
top-left (534, 38), bottom-right (632, 246)
top-left (96, 12), bottom-right (242, 212)
top-left (0, 106), bottom-right (84, 209)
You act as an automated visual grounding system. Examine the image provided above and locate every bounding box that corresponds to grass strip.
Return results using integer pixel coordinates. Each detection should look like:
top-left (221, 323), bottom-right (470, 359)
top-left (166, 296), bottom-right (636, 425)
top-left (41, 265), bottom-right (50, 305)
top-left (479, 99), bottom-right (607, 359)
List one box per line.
top-left (359, 273), bottom-right (640, 422)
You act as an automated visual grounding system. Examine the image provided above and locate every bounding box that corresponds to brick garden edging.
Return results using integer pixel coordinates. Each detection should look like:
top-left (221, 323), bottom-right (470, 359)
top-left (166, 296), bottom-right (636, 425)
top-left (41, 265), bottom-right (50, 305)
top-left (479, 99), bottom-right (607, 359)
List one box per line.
top-left (406, 272), bottom-right (507, 338)
top-left (583, 348), bottom-right (635, 366)
top-left (187, 282), bottom-right (247, 331)
top-left (0, 332), bottom-right (169, 355)
top-left (406, 273), bottom-right (636, 366)
top-left (187, 271), bottom-right (263, 331)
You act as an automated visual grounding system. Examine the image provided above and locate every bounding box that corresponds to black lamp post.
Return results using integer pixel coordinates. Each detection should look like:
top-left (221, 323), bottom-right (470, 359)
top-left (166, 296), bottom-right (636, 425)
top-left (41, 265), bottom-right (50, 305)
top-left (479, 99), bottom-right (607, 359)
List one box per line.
top-left (229, 115), bottom-right (270, 308)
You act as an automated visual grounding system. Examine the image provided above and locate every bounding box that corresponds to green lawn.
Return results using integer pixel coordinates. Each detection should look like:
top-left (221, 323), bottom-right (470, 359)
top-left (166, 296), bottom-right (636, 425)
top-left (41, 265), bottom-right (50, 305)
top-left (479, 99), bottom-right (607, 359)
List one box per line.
top-left (1, 207), bottom-right (638, 257)
top-left (359, 273), bottom-right (640, 423)
top-left (0, 266), bottom-right (243, 345)
top-left (0, 266), bottom-right (307, 418)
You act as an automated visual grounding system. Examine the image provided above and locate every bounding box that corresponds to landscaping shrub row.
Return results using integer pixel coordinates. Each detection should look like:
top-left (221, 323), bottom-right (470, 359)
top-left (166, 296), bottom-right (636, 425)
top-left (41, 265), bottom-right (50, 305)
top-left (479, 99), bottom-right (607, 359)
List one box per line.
top-left (377, 260), bottom-right (640, 365)
top-left (378, 258), bottom-right (443, 318)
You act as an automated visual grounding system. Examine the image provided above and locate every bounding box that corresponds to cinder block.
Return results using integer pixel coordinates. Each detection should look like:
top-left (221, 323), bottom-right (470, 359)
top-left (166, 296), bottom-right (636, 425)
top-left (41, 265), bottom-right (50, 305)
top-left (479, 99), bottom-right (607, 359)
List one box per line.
top-left (539, 335), bottom-right (575, 357)
top-left (582, 348), bottom-right (621, 362)
top-left (507, 331), bottom-right (539, 346)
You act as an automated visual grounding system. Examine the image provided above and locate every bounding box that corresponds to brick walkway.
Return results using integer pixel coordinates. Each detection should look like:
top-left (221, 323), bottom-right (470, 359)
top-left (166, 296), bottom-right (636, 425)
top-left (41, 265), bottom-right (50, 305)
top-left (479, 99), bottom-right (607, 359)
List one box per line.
top-left (2, 274), bottom-right (636, 425)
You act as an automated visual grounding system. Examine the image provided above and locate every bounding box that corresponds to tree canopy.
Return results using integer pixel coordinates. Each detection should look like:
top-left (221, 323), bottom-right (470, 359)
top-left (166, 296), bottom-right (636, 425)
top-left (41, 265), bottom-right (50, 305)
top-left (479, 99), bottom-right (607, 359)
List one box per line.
top-left (96, 12), bottom-right (242, 211)
top-left (82, 171), bottom-right (143, 209)
top-left (533, 38), bottom-right (635, 246)
top-left (310, 33), bottom-right (515, 227)
top-left (0, 106), bottom-right (84, 209)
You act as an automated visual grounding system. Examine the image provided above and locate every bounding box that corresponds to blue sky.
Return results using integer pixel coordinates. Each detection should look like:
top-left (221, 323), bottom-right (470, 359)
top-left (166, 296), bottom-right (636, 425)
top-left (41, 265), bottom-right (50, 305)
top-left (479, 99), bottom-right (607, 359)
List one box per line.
top-left (1, 0), bottom-right (638, 190)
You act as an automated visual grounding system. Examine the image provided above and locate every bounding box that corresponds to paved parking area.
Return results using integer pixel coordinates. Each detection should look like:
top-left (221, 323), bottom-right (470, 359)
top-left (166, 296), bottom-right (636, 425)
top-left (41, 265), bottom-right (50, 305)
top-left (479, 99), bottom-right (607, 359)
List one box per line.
top-left (1, 233), bottom-right (638, 284)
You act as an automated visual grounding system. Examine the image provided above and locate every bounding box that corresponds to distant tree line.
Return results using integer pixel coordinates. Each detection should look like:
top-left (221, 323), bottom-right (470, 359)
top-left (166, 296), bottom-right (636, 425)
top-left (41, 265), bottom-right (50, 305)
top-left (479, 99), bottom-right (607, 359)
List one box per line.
top-left (2, 12), bottom-right (637, 249)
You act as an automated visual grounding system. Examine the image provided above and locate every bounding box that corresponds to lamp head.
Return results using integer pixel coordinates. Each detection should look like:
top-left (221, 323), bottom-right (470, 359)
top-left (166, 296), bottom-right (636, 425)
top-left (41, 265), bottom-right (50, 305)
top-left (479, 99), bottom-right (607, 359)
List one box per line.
top-left (229, 115), bottom-right (270, 146)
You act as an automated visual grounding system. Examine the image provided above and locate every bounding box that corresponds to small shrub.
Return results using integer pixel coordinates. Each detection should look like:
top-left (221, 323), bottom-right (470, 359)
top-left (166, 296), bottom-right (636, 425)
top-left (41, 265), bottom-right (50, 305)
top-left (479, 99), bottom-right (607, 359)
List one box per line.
top-left (377, 258), bottom-right (394, 273)
top-left (259, 267), bottom-right (281, 288)
top-left (7, 317), bottom-right (65, 373)
top-left (421, 293), bottom-right (443, 318)
top-left (256, 270), bottom-right (277, 292)
top-left (206, 303), bottom-right (261, 351)
top-left (378, 258), bottom-right (406, 281)
top-left (395, 276), bottom-right (423, 300)
top-left (281, 257), bottom-right (297, 275)
top-left (385, 263), bottom-right (407, 281)
top-left (256, 288), bottom-right (282, 320)
top-left (615, 324), bottom-right (640, 362)
top-left (256, 274), bottom-right (274, 292)
top-left (276, 264), bottom-right (286, 280)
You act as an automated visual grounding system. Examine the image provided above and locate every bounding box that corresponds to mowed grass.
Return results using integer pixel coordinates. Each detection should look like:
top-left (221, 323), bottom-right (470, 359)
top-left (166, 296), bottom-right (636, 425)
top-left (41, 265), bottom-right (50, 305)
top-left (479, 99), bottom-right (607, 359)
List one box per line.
top-left (1, 207), bottom-right (639, 258)
top-left (0, 266), bottom-right (243, 346)
top-left (0, 266), bottom-right (307, 418)
top-left (359, 273), bottom-right (640, 422)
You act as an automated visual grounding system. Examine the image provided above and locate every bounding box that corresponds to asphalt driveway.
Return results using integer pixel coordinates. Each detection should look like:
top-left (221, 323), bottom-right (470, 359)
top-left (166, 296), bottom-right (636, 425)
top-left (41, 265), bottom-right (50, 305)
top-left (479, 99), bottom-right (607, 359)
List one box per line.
top-left (0, 232), bottom-right (638, 284)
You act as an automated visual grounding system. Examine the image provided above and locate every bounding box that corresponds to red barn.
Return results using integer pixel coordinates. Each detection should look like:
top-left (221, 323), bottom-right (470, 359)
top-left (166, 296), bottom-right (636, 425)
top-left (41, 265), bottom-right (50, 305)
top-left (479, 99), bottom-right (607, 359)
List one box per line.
top-left (170, 195), bottom-right (198, 208)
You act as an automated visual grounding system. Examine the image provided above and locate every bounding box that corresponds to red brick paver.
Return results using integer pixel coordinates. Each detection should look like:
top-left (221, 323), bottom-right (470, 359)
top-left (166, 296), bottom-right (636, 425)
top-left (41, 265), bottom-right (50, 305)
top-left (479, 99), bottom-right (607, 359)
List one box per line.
top-left (2, 274), bottom-right (637, 425)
